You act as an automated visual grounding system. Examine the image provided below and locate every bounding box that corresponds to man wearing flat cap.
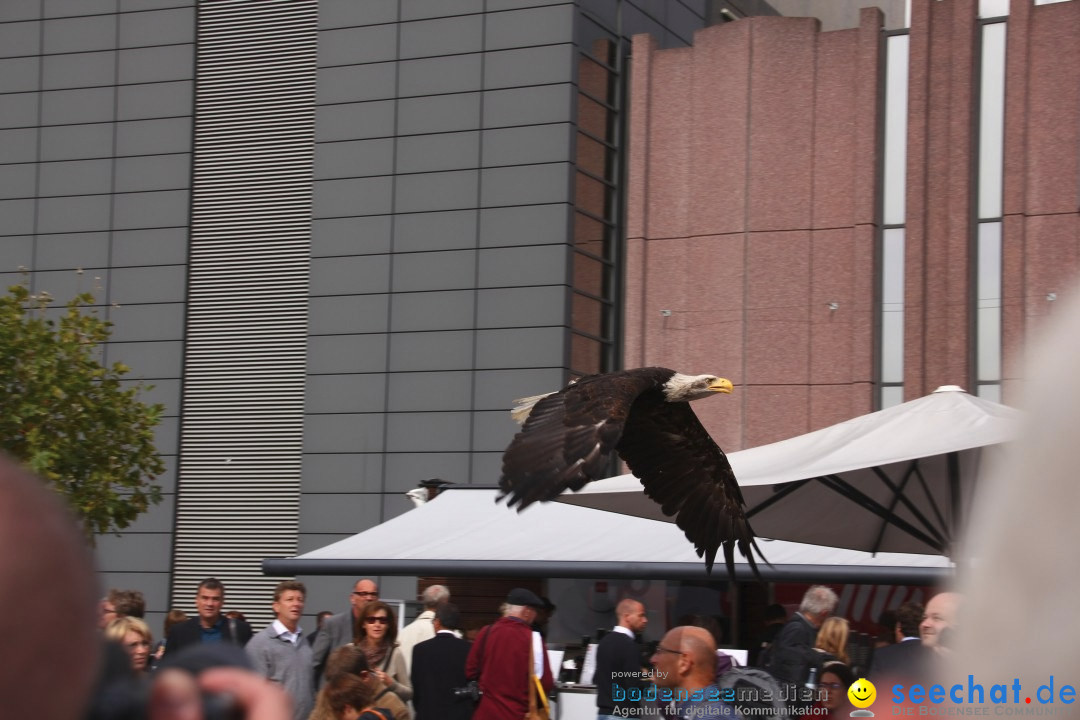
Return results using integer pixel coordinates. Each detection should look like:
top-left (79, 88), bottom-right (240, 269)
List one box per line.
top-left (466, 588), bottom-right (554, 720)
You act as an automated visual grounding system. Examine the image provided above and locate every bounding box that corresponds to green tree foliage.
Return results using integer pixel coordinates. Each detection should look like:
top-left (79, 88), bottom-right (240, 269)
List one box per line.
top-left (0, 283), bottom-right (165, 540)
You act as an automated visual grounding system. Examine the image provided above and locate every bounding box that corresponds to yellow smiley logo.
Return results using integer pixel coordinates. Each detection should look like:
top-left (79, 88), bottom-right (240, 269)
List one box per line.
top-left (848, 678), bottom-right (877, 708)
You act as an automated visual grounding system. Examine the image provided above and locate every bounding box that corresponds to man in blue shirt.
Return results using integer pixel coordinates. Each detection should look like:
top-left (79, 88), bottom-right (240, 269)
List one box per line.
top-left (650, 626), bottom-right (738, 719)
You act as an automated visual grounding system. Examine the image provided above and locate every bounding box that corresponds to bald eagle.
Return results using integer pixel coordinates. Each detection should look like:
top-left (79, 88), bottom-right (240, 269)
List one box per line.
top-left (498, 366), bottom-right (764, 578)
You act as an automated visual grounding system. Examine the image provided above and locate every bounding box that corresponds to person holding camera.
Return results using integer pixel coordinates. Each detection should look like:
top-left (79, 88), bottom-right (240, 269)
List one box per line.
top-left (411, 602), bottom-right (473, 720)
top-left (465, 588), bottom-right (553, 720)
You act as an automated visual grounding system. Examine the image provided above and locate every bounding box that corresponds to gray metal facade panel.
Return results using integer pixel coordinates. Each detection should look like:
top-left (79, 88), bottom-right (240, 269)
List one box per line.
top-left (314, 138), bottom-right (395, 179)
top-left (401, 0), bottom-right (484, 21)
top-left (396, 130), bottom-right (480, 174)
top-left (0, 129), bottom-right (38, 163)
top-left (471, 368), bottom-right (567, 409)
top-left (396, 92), bottom-right (481, 134)
top-left (0, 93), bottom-right (38, 128)
top-left (117, 81), bottom-right (194, 121)
top-left (400, 14), bottom-right (484, 58)
top-left (319, 25), bottom-right (399, 66)
top-left (303, 414), bottom-right (386, 455)
top-left (302, 454), bottom-right (386, 494)
top-left (41, 86), bottom-right (116, 124)
top-left (312, 215), bottom-right (393, 256)
top-left (42, 51), bottom-right (115, 90)
top-left (388, 289), bottom-right (475, 332)
top-left (43, 14), bottom-right (117, 53)
top-left (308, 294), bottom-right (391, 334)
top-left (383, 452), bottom-right (472, 490)
top-left (115, 117), bottom-right (193, 156)
top-left (306, 374), bottom-right (389, 414)
top-left (118, 7), bottom-right (196, 47)
top-left (34, 233), bottom-right (111, 270)
top-left (0, 236), bottom-right (33, 266)
top-left (107, 303), bottom-right (187, 343)
top-left (394, 209), bottom-right (478, 252)
top-left (316, 100), bottom-right (397, 141)
top-left (390, 249), bottom-right (477, 292)
top-left (298, 493), bottom-right (384, 534)
top-left (40, 123), bottom-right (114, 161)
top-left (387, 370), bottom-right (476, 412)
top-left (38, 159), bottom-right (113, 196)
top-left (386, 330), bottom-right (476, 371)
top-left (0, 19), bottom-right (41, 56)
top-left (44, 0), bottom-right (116, 16)
top-left (483, 4), bottom-right (577, 50)
top-left (318, 0), bottom-right (398, 29)
top-left (111, 227), bottom-right (190, 267)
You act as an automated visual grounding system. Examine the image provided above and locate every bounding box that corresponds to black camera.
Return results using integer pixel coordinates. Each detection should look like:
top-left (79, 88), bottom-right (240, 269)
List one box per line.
top-left (451, 681), bottom-right (482, 703)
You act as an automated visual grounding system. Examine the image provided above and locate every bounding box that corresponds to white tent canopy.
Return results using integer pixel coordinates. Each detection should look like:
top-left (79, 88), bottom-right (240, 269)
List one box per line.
top-left (264, 486), bottom-right (952, 583)
top-left (558, 386), bottom-right (1023, 556)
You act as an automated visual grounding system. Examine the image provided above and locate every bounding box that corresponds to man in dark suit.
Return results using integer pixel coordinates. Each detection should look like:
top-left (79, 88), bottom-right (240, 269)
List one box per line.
top-left (765, 585), bottom-right (838, 687)
top-left (871, 601), bottom-right (930, 683)
top-left (312, 577), bottom-right (379, 686)
top-left (164, 578), bottom-right (253, 655)
top-left (411, 602), bottom-right (473, 720)
top-left (595, 598), bottom-right (649, 718)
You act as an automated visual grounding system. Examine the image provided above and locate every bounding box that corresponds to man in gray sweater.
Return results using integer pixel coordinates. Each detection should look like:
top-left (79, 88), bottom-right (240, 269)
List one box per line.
top-left (247, 580), bottom-right (315, 720)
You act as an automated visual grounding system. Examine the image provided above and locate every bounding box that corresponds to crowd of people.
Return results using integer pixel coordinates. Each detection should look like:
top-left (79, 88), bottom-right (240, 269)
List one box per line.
top-left (91, 576), bottom-right (556, 720)
top-left (591, 585), bottom-right (963, 719)
top-left (83, 567), bottom-right (968, 720)
top-left (3, 444), bottom-right (970, 720)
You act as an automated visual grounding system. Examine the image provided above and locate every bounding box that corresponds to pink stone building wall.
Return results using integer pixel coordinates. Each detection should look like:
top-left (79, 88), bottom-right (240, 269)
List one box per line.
top-left (624, 0), bottom-right (1080, 449)
top-left (625, 9), bottom-right (883, 449)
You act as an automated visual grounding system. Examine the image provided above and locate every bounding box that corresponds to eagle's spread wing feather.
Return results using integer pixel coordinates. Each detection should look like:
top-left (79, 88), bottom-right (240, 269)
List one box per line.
top-left (615, 400), bottom-right (763, 578)
top-left (498, 367), bottom-right (765, 579)
top-left (498, 372), bottom-right (657, 510)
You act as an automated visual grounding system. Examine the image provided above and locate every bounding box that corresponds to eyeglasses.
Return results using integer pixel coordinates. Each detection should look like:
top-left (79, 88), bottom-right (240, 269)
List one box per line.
top-left (820, 682), bottom-right (844, 690)
top-left (364, 616), bottom-right (390, 624)
top-left (653, 645), bottom-right (685, 656)
top-left (352, 591), bottom-right (378, 597)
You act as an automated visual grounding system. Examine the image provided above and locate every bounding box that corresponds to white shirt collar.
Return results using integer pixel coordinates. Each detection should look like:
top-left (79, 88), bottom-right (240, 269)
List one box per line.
top-left (612, 625), bottom-right (635, 638)
top-left (272, 619), bottom-right (302, 644)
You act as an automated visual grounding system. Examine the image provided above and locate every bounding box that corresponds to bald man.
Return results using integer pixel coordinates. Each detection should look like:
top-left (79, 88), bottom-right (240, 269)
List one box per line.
top-left (650, 626), bottom-right (737, 718)
top-left (921, 592), bottom-right (961, 653)
top-left (0, 455), bottom-right (100, 719)
top-left (595, 598), bottom-right (648, 718)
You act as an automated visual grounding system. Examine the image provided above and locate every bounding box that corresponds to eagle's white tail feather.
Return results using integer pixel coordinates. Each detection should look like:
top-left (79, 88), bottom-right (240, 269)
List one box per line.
top-left (511, 391), bottom-right (556, 424)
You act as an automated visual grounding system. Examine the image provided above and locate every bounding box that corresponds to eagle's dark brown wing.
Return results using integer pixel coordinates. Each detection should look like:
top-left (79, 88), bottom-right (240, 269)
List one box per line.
top-left (498, 371), bottom-right (659, 510)
top-left (616, 399), bottom-right (763, 578)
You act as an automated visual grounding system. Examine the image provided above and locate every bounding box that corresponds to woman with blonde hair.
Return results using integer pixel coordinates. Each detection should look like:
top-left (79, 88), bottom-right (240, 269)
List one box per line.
top-left (814, 616), bottom-right (850, 666)
top-left (104, 616), bottom-right (153, 674)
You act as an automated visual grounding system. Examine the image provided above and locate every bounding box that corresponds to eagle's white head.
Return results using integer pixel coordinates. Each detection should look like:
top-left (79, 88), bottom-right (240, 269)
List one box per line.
top-left (663, 373), bottom-right (734, 402)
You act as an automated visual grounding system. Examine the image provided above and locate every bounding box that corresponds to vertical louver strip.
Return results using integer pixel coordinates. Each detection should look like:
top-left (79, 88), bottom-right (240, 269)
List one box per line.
top-left (172, 0), bottom-right (316, 627)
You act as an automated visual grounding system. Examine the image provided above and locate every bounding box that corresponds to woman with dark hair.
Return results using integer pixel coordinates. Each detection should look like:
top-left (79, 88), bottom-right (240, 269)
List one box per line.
top-left (308, 646), bottom-right (409, 720)
top-left (817, 661), bottom-right (857, 720)
top-left (353, 602), bottom-right (412, 704)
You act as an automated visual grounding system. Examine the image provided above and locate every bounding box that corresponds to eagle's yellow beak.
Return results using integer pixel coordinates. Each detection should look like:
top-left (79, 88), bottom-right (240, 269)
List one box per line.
top-left (710, 378), bottom-right (734, 394)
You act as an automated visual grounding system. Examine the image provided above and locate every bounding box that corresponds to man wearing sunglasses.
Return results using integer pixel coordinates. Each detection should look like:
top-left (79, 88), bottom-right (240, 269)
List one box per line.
top-left (312, 578), bottom-right (379, 687)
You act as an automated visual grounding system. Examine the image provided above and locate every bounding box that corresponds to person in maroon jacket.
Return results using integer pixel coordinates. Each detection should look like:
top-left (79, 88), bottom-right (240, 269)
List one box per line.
top-left (465, 588), bottom-right (554, 720)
